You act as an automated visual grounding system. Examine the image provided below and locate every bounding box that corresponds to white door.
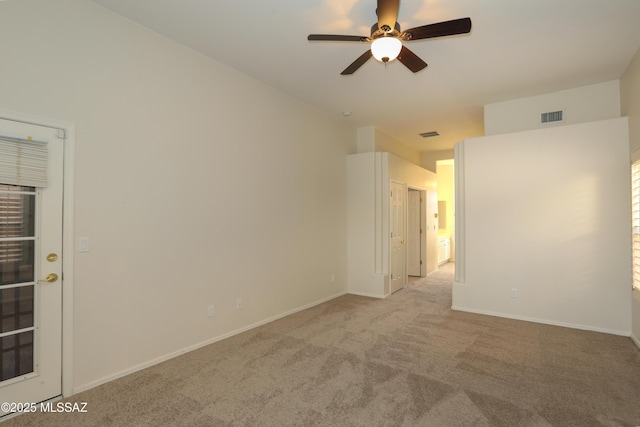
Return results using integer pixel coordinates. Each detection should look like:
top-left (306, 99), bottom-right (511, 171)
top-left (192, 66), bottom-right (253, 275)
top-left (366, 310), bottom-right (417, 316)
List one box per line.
top-left (0, 119), bottom-right (63, 413)
top-left (390, 182), bottom-right (405, 293)
top-left (407, 190), bottom-right (421, 276)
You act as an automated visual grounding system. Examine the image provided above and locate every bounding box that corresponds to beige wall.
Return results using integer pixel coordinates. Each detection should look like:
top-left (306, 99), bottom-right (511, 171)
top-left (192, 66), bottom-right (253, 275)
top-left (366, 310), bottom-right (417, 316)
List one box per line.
top-left (375, 128), bottom-right (422, 166)
top-left (454, 118), bottom-right (631, 335)
top-left (485, 80), bottom-right (621, 135)
top-left (421, 149), bottom-right (455, 173)
top-left (436, 162), bottom-right (455, 261)
top-left (621, 46), bottom-right (640, 346)
top-left (0, 0), bottom-right (355, 392)
top-left (347, 152), bottom-right (437, 297)
top-left (622, 47), bottom-right (640, 158)
top-left (388, 154), bottom-right (439, 274)
top-left (356, 126), bottom-right (422, 166)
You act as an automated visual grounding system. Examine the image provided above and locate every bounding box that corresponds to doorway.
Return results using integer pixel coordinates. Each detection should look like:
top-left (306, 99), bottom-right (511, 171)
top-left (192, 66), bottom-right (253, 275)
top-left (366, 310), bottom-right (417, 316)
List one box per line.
top-left (407, 188), bottom-right (425, 277)
top-left (436, 159), bottom-right (455, 266)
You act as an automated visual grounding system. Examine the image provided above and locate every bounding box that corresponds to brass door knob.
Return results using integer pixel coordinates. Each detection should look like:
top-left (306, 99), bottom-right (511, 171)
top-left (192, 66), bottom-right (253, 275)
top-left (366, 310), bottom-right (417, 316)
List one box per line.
top-left (38, 273), bottom-right (58, 283)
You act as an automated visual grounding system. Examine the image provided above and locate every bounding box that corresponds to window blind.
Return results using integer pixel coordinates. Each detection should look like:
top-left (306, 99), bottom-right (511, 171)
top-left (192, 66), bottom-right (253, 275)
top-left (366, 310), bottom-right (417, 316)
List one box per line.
top-left (632, 162), bottom-right (640, 290)
top-left (0, 132), bottom-right (48, 188)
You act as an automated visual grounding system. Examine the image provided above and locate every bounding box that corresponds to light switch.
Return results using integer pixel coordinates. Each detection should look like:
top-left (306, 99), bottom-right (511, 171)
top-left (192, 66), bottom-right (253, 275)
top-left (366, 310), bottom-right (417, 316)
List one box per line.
top-left (79, 237), bottom-right (89, 252)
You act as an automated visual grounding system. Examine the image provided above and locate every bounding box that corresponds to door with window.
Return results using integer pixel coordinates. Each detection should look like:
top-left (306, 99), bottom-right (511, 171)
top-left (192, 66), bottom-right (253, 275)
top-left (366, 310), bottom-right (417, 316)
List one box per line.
top-left (0, 119), bottom-right (63, 412)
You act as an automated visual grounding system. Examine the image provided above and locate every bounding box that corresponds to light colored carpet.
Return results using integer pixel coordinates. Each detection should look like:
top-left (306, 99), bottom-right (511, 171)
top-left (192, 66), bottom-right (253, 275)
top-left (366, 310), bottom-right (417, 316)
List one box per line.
top-left (4, 263), bottom-right (640, 426)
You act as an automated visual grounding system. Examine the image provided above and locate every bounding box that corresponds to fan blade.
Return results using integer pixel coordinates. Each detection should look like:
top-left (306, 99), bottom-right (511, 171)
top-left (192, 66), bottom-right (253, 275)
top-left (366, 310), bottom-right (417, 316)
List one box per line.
top-left (402, 17), bottom-right (472, 41)
top-left (308, 34), bottom-right (368, 42)
top-left (341, 50), bottom-right (373, 75)
top-left (377, 0), bottom-right (400, 31)
top-left (397, 46), bottom-right (427, 73)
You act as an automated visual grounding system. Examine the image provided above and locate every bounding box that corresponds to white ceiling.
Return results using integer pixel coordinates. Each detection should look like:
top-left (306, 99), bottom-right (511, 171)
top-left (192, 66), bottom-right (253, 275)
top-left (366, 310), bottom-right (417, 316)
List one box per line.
top-left (90, 0), bottom-right (640, 152)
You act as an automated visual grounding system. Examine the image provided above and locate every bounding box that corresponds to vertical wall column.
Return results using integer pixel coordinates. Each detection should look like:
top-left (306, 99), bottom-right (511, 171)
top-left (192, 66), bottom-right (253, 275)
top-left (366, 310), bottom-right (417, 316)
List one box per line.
top-left (454, 142), bottom-right (465, 284)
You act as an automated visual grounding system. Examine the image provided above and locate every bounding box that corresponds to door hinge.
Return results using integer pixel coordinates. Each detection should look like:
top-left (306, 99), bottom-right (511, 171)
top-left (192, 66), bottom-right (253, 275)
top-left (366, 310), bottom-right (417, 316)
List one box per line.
top-left (56, 129), bottom-right (66, 139)
top-left (420, 229), bottom-right (423, 234)
top-left (420, 260), bottom-right (423, 265)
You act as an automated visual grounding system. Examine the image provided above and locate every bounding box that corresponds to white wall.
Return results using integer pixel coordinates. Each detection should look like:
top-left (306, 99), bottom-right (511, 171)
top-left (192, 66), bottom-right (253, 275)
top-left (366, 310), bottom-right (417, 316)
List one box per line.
top-left (0, 0), bottom-right (355, 392)
top-left (347, 152), bottom-right (437, 297)
top-left (375, 128), bottom-right (422, 166)
top-left (421, 149), bottom-right (455, 173)
top-left (387, 154), bottom-right (438, 275)
top-left (436, 162), bottom-right (455, 261)
top-left (453, 118), bottom-right (631, 335)
top-left (347, 153), bottom-right (388, 298)
top-left (621, 46), bottom-right (640, 346)
top-left (485, 80), bottom-right (621, 136)
top-left (356, 126), bottom-right (422, 166)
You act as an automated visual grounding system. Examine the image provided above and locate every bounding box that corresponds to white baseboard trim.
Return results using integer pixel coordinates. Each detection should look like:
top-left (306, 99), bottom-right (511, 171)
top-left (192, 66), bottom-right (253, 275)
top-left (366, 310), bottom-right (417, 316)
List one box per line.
top-left (346, 291), bottom-right (385, 299)
top-left (451, 305), bottom-right (631, 337)
top-left (73, 291), bottom-right (348, 395)
top-left (632, 333), bottom-right (640, 349)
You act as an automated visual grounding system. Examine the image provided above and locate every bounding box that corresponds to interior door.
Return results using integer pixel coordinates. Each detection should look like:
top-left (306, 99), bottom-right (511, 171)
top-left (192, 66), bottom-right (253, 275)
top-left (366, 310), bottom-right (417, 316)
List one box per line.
top-left (390, 181), bottom-right (405, 293)
top-left (0, 119), bottom-right (63, 413)
top-left (407, 189), bottom-right (421, 276)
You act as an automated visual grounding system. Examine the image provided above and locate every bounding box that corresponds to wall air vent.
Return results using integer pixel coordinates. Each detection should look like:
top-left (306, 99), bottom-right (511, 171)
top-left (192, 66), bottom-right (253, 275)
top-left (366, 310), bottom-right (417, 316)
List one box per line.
top-left (540, 110), bottom-right (564, 124)
top-left (420, 131), bottom-right (440, 138)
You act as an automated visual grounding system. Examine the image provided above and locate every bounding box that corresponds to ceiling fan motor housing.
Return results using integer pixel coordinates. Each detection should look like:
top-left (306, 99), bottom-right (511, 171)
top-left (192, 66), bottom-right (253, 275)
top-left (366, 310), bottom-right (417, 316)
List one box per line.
top-left (370, 22), bottom-right (401, 39)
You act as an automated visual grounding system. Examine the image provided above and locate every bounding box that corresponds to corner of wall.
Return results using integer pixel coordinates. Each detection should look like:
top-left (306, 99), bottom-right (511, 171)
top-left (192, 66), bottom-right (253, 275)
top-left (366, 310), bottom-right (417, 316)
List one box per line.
top-left (356, 126), bottom-right (376, 153)
top-left (485, 80), bottom-right (622, 136)
top-left (421, 149), bottom-right (454, 173)
top-left (373, 128), bottom-right (421, 166)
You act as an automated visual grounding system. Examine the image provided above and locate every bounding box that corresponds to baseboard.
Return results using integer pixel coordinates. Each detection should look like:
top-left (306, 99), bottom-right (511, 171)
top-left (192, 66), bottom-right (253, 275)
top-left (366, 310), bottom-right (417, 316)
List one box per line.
top-left (73, 291), bottom-right (347, 395)
top-left (346, 291), bottom-right (385, 299)
top-left (632, 333), bottom-right (640, 349)
top-left (451, 305), bottom-right (631, 337)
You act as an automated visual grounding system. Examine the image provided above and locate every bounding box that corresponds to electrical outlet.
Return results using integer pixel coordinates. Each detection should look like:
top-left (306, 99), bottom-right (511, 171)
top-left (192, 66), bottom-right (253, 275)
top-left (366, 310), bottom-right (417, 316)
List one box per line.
top-left (236, 298), bottom-right (242, 309)
top-left (207, 305), bottom-right (215, 317)
top-left (330, 273), bottom-right (335, 283)
top-left (511, 288), bottom-right (518, 298)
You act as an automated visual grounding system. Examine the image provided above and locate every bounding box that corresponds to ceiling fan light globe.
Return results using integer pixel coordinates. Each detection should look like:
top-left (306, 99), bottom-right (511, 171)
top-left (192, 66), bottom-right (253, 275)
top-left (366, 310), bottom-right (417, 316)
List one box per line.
top-left (371, 37), bottom-right (402, 63)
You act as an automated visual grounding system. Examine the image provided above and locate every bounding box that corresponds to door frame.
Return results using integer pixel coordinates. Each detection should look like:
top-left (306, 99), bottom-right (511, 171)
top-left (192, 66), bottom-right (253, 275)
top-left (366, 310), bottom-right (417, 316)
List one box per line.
top-left (0, 108), bottom-right (75, 398)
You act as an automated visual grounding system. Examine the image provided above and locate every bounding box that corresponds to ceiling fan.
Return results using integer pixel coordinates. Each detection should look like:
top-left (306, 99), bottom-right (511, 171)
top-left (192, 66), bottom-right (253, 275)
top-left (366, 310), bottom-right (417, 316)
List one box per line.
top-left (308, 0), bottom-right (472, 75)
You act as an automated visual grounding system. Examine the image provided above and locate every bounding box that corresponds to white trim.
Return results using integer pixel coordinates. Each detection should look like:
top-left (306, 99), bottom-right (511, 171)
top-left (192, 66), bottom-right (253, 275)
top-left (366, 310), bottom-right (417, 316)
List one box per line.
top-left (631, 332), bottom-right (640, 349)
top-left (451, 305), bottom-right (631, 337)
top-left (347, 291), bottom-right (385, 299)
top-left (0, 108), bottom-right (75, 399)
top-left (73, 291), bottom-right (347, 394)
top-left (453, 142), bottom-right (465, 283)
top-left (61, 124), bottom-right (75, 398)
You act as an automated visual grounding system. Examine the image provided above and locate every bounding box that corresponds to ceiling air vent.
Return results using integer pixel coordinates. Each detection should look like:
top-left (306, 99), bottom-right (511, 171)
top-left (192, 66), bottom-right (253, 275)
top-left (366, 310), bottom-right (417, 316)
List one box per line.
top-left (540, 110), bottom-right (564, 124)
top-left (420, 131), bottom-right (440, 138)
